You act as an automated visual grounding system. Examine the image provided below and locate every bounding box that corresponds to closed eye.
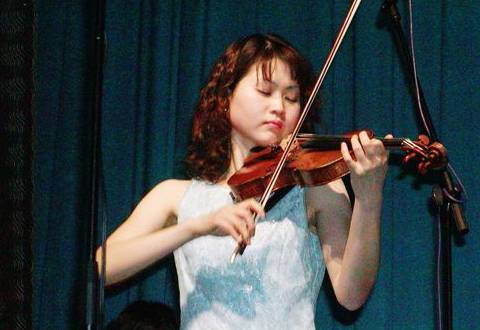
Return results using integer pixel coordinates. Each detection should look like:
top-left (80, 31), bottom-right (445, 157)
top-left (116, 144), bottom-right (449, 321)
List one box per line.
top-left (257, 89), bottom-right (271, 96)
top-left (285, 94), bottom-right (299, 103)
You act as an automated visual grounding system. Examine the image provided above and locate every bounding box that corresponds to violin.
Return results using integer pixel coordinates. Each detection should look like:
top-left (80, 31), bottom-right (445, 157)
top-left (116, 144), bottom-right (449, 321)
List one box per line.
top-left (227, 130), bottom-right (448, 202)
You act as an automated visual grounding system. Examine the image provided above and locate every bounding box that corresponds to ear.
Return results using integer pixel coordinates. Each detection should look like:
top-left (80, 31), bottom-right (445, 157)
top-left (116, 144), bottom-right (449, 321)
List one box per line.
top-left (224, 87), bottom-right (233, 107)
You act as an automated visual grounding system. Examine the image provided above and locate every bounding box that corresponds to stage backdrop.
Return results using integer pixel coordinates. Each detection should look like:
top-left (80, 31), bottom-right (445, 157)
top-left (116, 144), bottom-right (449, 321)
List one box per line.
top-left (34, 1), bottom-right (479, 329)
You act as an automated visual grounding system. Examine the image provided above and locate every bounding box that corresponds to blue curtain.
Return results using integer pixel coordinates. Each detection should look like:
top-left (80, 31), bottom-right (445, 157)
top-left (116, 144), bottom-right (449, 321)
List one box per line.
top-left (34, 1), bottom-right (480, 328)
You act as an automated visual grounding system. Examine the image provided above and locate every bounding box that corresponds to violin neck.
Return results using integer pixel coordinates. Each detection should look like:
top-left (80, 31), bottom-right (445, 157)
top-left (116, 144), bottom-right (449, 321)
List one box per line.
top-left (297, 134), bottom-right (407, 150)
top-left (378, 137), bottom-right (407, 149)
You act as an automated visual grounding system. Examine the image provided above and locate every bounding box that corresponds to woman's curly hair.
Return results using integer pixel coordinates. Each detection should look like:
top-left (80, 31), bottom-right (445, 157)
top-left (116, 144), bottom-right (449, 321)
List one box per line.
top-left (185, 33), bottom-right (318, 183)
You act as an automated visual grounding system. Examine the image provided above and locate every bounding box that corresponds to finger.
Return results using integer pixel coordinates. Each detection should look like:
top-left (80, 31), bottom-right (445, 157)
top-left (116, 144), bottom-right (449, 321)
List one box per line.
top-left (358, 130), bottom-right (371, 144)
top-left (383, 134), bottom-right (393, 160)
top-left (239, 208), bottom-right (257, 242)
top-left (235, 208), bottom-right (256, 239)
top-left (244, 198), bottom-right (266, 219)
top-left (351, 134), bottom-right (367, 164)
top-left (359, 131), bottom-right (377, 159)
top-left (373, 134), bottom-right (392, 156)
top-left (245, 214), bottom-right (256, 238)
top-left (340, 141), bottom-right (355, 169)
top-left (223, 221), bottom-right (244, 244)
top-left (233, 217), bottom-right (251, 244)
top-left (235, 206), bottom-right (253, 221)
top-left (239, 208), bottom-right (256, 237)
top-left (368, 138), bottom-right (387, 160)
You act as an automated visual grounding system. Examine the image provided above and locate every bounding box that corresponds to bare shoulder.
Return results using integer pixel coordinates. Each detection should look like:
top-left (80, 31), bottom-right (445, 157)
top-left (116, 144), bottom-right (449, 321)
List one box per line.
top-left (148, 179), bottom-right (191, 216)
top-left (107, 179), bottom-right (192, 244)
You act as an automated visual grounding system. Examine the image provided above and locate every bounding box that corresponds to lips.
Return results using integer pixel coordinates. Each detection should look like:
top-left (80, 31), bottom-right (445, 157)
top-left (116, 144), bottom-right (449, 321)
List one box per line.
top-left (265, 120), bottom-right (283, 130)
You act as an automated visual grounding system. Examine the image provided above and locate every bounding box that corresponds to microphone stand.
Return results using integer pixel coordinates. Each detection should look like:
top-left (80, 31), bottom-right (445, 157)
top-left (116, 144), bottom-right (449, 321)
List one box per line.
top-left (379, 1), bottom-right (468, 330)
top-left (84, 0), bottom-right (107, 328)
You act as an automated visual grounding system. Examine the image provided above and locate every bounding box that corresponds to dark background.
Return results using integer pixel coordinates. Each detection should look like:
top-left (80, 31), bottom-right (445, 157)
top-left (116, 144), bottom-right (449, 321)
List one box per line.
top-left (33, 1), bottom-right (479, 329)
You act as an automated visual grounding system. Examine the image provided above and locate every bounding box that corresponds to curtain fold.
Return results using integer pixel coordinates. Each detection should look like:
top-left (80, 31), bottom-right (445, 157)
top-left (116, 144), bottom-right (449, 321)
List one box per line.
top-left (34, 1), bottom-right (479, 328)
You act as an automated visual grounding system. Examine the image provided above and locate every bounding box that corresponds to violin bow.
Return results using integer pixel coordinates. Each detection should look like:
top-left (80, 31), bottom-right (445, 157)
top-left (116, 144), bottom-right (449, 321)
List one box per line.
top-left (231, 0), bottom-right (363, 262)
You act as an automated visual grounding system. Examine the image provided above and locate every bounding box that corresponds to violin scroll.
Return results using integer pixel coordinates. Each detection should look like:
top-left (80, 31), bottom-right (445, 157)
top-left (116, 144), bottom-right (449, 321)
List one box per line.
top-left (402, 134), bottom-right (448, 174)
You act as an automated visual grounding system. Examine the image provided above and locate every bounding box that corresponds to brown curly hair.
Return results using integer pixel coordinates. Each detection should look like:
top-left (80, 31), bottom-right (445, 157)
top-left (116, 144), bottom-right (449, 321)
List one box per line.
top-left (185, 34), bottom-right (319, 183)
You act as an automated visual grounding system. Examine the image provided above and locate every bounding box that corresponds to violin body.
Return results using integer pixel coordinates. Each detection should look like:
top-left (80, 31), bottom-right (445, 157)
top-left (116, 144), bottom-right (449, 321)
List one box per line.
top-left (228, 131), bottom-right (363, 201)
top-left (228, 148), bottom-right (351, 201)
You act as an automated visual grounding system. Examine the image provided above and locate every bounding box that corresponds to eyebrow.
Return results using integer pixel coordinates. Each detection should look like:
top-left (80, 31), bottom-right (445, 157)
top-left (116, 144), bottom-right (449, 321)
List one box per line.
top-left (285, 85), bottom-right (300, 91)
top-left (257, 80), bottom-right (299, 90)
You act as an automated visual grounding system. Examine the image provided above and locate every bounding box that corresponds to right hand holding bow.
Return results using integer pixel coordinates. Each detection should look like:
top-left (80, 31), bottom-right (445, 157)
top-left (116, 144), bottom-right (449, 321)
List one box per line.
top-left (190, 198), bottom-right (265, 246)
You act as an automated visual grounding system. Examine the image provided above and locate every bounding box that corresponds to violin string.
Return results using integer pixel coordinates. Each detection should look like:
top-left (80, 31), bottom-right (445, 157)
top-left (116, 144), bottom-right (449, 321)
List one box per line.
top-left (406, 139), bottom-right (428, 154)
top-left (402, 139), bottom-right (427, 157)
top-left (404, 139), bottom-right (432, 160)
top-left (297, 134), bottom-right (406, 150)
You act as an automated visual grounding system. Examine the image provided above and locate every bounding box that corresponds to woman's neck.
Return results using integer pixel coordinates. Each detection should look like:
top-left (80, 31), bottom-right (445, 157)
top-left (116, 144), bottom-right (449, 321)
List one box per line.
top-left (222, 132), bottom-right (254, 183)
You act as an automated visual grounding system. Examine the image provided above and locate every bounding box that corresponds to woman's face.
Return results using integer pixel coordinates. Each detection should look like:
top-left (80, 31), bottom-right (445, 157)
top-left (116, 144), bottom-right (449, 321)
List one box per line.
top-left (229, 59), bottom-right (301, 150)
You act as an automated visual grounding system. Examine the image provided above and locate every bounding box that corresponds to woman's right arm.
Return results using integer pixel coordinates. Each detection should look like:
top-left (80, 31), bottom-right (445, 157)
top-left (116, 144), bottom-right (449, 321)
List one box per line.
top-left (96, 179), bottom-right (263, 286)
top-left (96, 179), bottom-right (193, 285)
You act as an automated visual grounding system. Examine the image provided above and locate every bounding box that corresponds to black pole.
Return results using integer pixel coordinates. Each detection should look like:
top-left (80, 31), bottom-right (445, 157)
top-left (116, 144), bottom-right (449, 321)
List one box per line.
top-left (379, 0), bottom-right (437, 139)
top-left (85, 0), bottom-right (106, 328)
top-left (0, 1), bottom-right (35, 328)
top-left (379, 1), bottom-right (468, 330)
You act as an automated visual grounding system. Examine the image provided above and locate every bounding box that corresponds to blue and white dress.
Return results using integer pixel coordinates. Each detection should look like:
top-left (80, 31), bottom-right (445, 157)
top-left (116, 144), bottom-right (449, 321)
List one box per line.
top-left (174, 180), bottom-right (325, 330)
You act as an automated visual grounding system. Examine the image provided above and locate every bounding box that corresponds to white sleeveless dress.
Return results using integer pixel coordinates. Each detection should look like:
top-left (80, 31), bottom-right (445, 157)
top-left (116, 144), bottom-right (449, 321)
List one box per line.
top-left (174, 180), bottom-right (325, 330)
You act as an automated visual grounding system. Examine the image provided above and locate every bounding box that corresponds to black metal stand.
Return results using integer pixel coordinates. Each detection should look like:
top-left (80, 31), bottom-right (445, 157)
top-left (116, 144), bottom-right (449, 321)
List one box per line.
top-left (379, 1), bottom-right (468, 329)
top-left (85, 0), bottom-right (107, 328)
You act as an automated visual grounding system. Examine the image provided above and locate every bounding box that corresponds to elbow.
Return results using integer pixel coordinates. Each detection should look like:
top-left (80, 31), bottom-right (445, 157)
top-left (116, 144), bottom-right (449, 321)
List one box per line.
top-left (95, 244), bottom-right (134, 287)
top-left (335, 281), bottom-right (375, 311)
top-left (95, 246), bottom-right (114, 286)
top-left (337, 296), bottom-right (367, 311)
top-left (95, 246), bottom-right (104, 273)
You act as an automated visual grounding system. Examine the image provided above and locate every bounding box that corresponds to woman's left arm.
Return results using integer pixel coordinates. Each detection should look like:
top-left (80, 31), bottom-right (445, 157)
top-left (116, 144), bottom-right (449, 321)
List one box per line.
top-left (306, 131), bottom-right (390, 311)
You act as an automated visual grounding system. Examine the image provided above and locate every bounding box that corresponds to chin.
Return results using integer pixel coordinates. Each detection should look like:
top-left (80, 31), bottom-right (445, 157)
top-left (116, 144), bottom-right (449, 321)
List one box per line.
top-left (254, 136), bottom-right (282, 147)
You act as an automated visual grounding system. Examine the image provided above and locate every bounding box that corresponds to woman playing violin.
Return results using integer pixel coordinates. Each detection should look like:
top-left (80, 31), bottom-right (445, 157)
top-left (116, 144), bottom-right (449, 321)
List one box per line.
top-left (98, 34), bottom-right (390, 329)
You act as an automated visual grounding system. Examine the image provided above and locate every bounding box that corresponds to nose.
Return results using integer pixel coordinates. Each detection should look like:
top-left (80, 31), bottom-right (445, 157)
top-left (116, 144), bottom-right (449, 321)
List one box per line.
top-left (270, 95), bottom-right (285, 117)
